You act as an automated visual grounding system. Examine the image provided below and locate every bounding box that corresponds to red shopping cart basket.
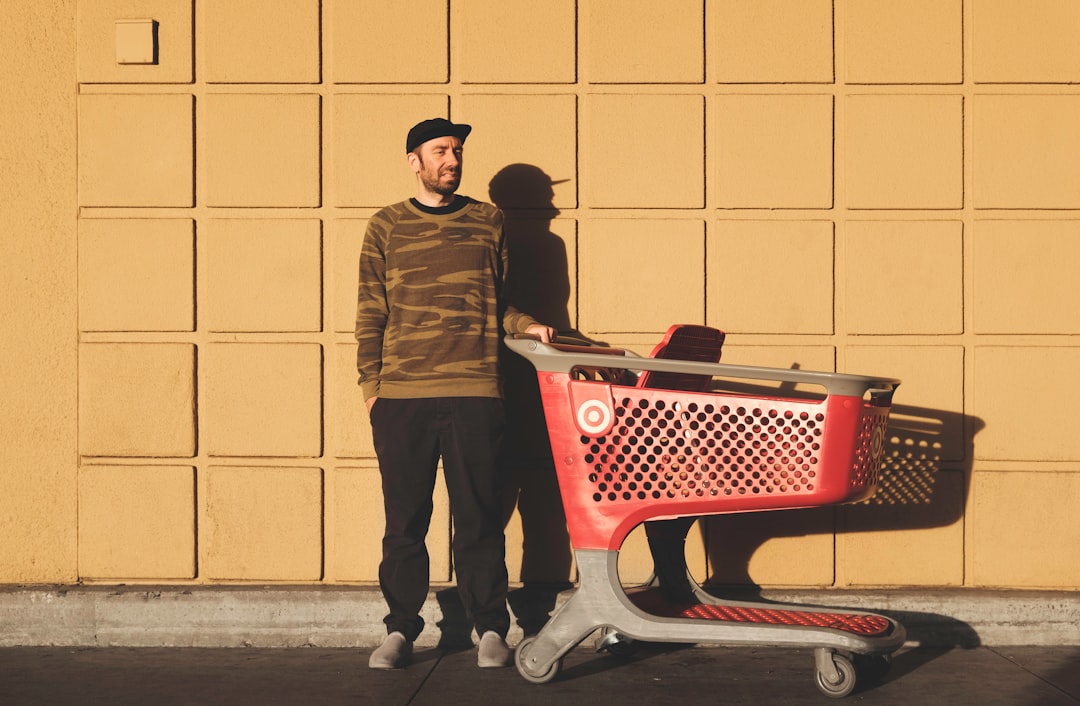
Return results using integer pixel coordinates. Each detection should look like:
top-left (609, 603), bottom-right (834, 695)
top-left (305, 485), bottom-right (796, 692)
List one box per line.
top-left (505, 326), bottom-right (904, 698)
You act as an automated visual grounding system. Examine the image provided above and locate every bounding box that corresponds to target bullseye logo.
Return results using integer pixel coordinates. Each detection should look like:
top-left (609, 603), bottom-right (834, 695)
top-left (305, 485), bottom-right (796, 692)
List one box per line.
top-left (870, 423), bottom-right (886, 461)
top-left (567, 380), bottom-right (616, 436)
top-left (576, 399), bottom-right (612, 435)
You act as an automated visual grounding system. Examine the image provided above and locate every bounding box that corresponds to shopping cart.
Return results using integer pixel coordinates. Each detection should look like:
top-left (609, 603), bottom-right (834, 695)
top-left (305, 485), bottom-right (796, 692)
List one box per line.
top-left (505, 325), bottom-right (905, 698)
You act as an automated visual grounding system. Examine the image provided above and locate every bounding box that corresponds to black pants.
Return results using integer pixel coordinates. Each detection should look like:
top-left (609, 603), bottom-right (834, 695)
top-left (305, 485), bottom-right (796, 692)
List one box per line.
top-left (370, 397), bottom-right (510, 642)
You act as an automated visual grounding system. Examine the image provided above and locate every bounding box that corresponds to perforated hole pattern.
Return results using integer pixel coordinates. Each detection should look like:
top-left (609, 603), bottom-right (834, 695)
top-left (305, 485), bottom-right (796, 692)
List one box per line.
top-left (579, 396), bottom-right (882, 505)
top-left (852, 411), bottom-right (889, 490)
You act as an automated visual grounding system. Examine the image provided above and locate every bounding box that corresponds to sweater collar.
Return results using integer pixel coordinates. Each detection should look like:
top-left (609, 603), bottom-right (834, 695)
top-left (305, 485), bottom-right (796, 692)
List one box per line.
top-left (409, 195), bottom-right (473, 216)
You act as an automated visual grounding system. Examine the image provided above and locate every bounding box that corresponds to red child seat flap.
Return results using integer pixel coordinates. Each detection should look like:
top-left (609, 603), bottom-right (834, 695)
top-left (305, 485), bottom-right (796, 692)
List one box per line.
top-left (636, 324), bottom-right (726, 392)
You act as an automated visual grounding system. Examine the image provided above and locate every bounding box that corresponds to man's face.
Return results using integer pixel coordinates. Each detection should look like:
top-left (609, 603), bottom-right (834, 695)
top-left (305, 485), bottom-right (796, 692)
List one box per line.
top-left (411, 136), bottom-right (463, 196)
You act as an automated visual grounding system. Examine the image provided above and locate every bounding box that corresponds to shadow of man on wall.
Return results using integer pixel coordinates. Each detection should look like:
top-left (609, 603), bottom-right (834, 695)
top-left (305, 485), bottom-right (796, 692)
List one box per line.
top-left (489, 164), bottom-right (576, 635)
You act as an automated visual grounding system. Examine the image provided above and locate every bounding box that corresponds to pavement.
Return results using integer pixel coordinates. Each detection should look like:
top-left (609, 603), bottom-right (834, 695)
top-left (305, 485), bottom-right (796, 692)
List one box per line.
top-left (1, 643), bottom-right (1078, 705)
top-left (2, 585), bottom-right (1079, 704)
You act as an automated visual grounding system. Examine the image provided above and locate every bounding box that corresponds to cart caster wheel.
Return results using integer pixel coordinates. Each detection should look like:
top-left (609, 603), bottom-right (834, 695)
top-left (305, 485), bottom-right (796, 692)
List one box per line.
top-left (515, 636), bottom-right (562, 684)
top-left (595, 629), bottom-right (640, 657)
top-left (815, 653), bottom-right (857, 698)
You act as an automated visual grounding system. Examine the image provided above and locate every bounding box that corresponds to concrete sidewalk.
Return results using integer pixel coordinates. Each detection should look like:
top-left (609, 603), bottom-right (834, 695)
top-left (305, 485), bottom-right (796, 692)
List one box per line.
top-left (2, 585), bottom-right (1079, 704)
top-left (0, 644), bottom-right (1078, 705)
top-left (3, 585), bottom-right (1079, 648)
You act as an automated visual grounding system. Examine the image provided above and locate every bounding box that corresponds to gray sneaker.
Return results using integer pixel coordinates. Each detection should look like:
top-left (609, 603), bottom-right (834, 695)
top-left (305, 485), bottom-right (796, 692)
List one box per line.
top-left (369, 631), bottom-right (412, 669)
top-left (477, 631), bottom-right (513, 668)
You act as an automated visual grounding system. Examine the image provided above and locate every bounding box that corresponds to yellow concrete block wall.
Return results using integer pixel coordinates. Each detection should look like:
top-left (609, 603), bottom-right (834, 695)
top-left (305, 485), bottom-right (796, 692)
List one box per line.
top-left (1, 0), bottom-right (1078, 592)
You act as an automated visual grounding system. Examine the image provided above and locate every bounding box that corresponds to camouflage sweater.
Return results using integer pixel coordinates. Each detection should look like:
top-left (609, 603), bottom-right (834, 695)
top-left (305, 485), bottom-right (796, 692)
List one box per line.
top-left (355, 196), bottom-right (539, 401)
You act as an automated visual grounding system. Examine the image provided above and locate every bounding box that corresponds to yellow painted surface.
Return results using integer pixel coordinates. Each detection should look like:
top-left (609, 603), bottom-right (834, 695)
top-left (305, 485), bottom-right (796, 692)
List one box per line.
top-left (837, 471), bottom-right (966, 587)
top-left (845, 221), bottom-right (963, 334)
top-left (1, 0), bottom-right (78, 584)
top-left (78, 93), bottom-right (194, 207)
top-left (974, 347), bottom-right (1080, 461)
top-left (460, 0), bottom-right (577, 84)
top-left (845, 94), bottom-right (964, 209)
top-left (79, 465), bottom-right (196, 580)
top-left (457, 94), bottom-right (578, 208)
top-left (714, 94), bottom-right (834, 209)
top-left (584, 94), bottom-right (705, 208)
top-left (722, 345), bottom-right (834, 370)
top-left (845, 0), bottom-right (963, 84)
top-left (708, 220), bottom-right (834, 334)
top-left (970, 472), bottom-right (1080, 588)
top-left (713, 0), bottom-right (834, 83)
top-left (584, 0), bottom-right (705, 83)
top-left (841, 348), bottom-right (968, 586)
top-left (79, 343), bottom-right (196, 458)
top-left (973, 0), bottom-right (1080, 83)
top-left (974, 220), bottom-right (1080, 334)
top-left (331, 0), bottom-right (448, 84)
top-left (78, 219), bottom-right (195, 332)
top-left (204, 0), bottom-right (320, 84)
top-left (202, 219), bottom-right (322, 332)
top-left (973, 95), bottom-right (1080, 209)
top-left (202, 344), bottom-right (323, 457)
top-left (332, 94), bottom-right (448, 207)
top-left (203, 466), bottom-right (323, 580)
top-left (331, 342), bottom-right (374, 460)
top-left (0, 0), bottom-right (1078, 591)
top-left (329, 220), bottom-right (367, 334)
top-left (705, 509), bottom-right (836, 587)
top-left (203, 93), bottom-right (321, 207)
top-left (77, 0), bottom-right (193, 83)
top-left (579, 219), bottom-right (705, 333)
top-left (846, 346), bottom-right (966, 462)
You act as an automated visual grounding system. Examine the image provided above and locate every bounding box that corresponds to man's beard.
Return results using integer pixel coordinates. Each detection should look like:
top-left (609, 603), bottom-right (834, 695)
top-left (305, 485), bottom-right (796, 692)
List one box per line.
top-left (422, 171), bottom-right (460, 196)
top-left (418, 157), bottom-right (460, 196)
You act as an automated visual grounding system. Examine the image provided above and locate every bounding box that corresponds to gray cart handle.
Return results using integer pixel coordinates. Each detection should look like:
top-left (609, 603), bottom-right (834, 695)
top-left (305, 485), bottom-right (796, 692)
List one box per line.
top-left (505, 335), bottom-right (900, 400)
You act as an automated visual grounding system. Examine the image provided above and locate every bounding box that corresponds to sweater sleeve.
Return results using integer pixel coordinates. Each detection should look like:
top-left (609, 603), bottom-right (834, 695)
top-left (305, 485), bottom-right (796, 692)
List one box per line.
top-left (355, 214), bottom-right (389, 401)
top-left (503, 305), bottom-right (540, 335)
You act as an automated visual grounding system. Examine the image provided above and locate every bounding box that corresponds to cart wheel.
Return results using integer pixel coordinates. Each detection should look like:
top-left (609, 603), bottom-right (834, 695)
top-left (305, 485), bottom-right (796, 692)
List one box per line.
top-left (515, 636), bottom-right (562, 684)
top-left (815, 652), bottom-right (857, 698)
top-left (595, 628), bottom-right (640, 658)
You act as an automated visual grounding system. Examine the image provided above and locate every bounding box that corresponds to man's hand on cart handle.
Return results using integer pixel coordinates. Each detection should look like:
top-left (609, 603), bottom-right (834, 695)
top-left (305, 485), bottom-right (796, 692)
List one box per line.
top-left (524, 323), bottom-right (557, 343)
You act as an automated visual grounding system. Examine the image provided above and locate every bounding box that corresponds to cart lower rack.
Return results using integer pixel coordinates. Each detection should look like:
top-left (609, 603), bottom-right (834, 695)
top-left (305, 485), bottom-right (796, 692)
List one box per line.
top-left (505, 327), bottom-right (905, 698)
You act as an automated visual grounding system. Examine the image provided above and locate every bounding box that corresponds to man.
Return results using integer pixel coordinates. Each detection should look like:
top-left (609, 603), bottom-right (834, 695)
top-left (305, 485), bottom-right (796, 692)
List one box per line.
top-left (356, 117), bottom-right (556, 670)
